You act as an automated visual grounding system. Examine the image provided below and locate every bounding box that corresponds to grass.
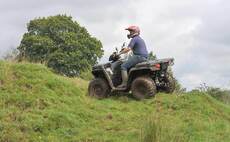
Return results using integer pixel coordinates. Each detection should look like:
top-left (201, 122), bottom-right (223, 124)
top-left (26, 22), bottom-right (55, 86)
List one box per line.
top-left (0, 61), bottom-right (230, 142)
top-left (140, 93), bottom-right (230, 142)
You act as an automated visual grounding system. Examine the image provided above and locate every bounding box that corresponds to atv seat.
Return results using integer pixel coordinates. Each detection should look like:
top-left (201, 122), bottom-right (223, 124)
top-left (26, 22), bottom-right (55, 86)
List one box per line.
top-left (135, 61), bottom-right (149, 67)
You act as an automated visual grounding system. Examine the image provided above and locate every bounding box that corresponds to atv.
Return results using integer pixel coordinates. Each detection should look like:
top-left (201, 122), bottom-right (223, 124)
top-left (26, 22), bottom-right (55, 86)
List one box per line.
top-left (88, 43), bottom-right (175, 100)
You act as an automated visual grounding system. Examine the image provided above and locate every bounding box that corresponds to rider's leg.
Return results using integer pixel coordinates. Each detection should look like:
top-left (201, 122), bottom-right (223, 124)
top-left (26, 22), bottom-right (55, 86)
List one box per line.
top-left (117, 55), bottom-right (147, 88)
top-left (111, 60), bottom-right (122, 71)
top-left (117, 70), bottom-right (128, 88)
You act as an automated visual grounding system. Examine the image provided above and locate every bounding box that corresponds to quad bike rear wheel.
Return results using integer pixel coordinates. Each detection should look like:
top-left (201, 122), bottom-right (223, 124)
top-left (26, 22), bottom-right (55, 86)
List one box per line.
top-left (88, 78), bottom-right (110, 99)
top-left (131, 77), bottom-right (157, 100)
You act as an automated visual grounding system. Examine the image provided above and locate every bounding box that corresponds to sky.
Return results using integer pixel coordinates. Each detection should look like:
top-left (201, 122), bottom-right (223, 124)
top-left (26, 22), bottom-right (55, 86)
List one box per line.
top-left (0, 0), bottom-right (230, 90)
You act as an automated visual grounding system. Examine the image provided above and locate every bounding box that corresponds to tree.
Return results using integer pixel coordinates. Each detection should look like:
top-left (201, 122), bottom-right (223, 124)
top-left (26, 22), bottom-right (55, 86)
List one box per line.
top-left (148, 51), bottom-right (157, 60)
top-left (18, 15), bottom-right (103, 77)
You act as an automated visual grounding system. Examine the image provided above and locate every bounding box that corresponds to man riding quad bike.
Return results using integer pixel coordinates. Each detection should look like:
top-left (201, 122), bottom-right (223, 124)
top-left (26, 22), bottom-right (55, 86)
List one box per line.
top-left (88, 26), bottom-right (175, 100)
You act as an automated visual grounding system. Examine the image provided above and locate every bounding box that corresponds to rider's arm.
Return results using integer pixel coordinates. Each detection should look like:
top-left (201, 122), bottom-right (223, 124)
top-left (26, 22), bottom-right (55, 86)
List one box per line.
top-left (119, 47), bottom-right (131, 55)
top-left (119, 37), bottom-right (136, 55)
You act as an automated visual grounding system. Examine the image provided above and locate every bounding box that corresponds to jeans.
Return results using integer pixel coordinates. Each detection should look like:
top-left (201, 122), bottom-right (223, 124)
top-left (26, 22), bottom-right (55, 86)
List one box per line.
top-left (121, 55), bottom-right (147, 71)
top-left (111, 60), bottom-right (122, 71)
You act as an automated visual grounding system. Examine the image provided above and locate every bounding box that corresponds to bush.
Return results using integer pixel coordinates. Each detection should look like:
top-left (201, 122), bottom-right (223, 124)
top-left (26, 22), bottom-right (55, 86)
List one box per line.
top-left (190, 83), bottom-right (230, 105)
top-left (206, 87), bottom-right (230, 105)
top-left (167, 67), bottom-right (186, 94)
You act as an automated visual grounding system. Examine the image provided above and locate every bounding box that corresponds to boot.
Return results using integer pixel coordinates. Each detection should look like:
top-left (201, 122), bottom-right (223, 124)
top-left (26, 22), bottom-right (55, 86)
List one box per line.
top-left (117, 70), bottom-right (128, 88)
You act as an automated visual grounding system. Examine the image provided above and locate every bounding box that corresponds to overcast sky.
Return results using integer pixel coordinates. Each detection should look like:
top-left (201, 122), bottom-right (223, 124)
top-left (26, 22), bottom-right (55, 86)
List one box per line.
top-left (0, 0), bottom-right (229, 90)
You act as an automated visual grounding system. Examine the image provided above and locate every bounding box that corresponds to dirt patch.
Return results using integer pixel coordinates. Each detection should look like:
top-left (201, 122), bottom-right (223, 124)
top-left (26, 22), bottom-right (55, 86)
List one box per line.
top-left (105, 113), bottom-right (113, 120)
top-left (12, 72), bottom-right (20, 80)
top-left (0, 80), bottom-right (4, 87)
top-left (36, 99), bottom-right (48, 110)
top-left (25, 84), bottom-right (32, 89)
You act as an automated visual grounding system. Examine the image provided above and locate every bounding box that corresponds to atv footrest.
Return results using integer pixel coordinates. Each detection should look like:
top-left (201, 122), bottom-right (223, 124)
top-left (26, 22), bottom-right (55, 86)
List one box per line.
top-left (112, 87), bottom-right (127, 91)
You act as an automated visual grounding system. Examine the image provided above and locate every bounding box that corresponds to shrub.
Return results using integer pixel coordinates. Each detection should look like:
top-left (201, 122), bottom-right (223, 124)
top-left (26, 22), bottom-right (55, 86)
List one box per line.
top-left (206, 87), bottom-right (230, 105)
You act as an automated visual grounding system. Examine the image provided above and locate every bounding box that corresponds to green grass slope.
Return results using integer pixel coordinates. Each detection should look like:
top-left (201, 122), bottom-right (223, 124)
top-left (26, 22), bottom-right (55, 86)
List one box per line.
top-left (0, 61), bottom-right (230, 142)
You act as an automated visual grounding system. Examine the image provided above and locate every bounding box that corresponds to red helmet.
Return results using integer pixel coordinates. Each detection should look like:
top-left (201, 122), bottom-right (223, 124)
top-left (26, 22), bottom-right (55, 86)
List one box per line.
top-left (125, 26), bottom-right (140, 34)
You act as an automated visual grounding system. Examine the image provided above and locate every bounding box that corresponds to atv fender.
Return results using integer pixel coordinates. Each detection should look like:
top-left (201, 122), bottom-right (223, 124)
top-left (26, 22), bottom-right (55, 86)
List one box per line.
top-left (92, 65), bottom-right (115, 90)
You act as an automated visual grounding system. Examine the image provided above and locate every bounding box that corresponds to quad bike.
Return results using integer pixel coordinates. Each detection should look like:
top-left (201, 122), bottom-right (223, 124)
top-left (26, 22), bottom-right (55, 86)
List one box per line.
top-left (88, 43), bottom-right (175, 100)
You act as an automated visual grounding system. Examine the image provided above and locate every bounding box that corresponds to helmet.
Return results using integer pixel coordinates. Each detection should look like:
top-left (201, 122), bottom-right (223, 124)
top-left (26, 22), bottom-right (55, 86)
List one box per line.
top-left (125, 25), bottom-right (140, 38)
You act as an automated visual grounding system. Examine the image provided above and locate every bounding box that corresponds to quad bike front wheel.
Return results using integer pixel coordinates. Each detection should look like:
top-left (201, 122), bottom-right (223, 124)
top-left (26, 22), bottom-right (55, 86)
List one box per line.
top-left (131, 77), bottom-right (157, 100)
top-left (88, 78), bottom-right (111, 99)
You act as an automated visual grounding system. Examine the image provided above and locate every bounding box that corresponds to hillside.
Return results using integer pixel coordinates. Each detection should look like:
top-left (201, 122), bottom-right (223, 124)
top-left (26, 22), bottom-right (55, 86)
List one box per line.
top-left (0, 61), bottom-right (230, 142)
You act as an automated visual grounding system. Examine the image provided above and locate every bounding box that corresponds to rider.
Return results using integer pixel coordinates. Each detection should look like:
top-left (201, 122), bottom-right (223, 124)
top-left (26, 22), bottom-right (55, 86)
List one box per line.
top-left (117, 26), bottom-right (148, 88)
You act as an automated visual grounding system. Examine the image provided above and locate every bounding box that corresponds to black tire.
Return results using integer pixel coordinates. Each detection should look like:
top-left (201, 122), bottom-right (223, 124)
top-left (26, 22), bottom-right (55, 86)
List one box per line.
top-left (131, 77), bottom-right (157, 100)
top-left (164, 73), bottom-right (176, 93)
top-left (88, 78), bottom-right (111, 99)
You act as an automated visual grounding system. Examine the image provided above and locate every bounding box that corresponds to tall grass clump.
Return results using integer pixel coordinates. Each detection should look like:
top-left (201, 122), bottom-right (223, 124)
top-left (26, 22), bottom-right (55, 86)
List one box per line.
top-left (140, 116), bottom-right (189, 142)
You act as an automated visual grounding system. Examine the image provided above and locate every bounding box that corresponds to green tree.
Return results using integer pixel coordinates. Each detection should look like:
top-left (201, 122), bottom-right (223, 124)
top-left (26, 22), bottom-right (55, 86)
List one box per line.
top-left (18, 15), bottom-right (103, 77)
top-left (148, 51), bottom-right (157, 60)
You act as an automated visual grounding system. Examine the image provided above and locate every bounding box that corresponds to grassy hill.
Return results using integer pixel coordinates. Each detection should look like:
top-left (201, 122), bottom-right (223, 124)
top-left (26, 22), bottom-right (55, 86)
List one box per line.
top-left (0, 61), bottom-right (230, 142)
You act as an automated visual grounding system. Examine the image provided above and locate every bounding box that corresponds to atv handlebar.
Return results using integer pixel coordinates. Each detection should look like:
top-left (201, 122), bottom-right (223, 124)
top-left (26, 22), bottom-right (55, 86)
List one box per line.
top-left (109, 52), bottom-right (120, 62)
top-left (109, 43), bottom-right (127, 62)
